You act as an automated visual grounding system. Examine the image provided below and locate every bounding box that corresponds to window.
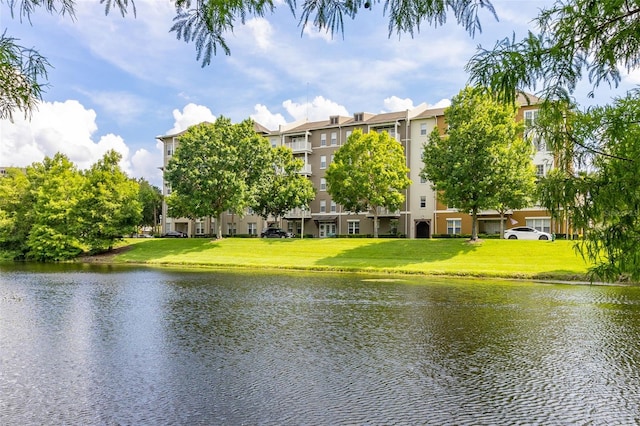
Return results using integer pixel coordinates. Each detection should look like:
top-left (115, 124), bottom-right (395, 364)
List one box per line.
top-left (354, 112), bottom-right (364, 122)
top-left (165, 182), bottom-right (171, 195)
top-left (420, 196), bottom-right (427, 208)
top-left (536, 164), bottom-right (545, 177)
top-left (320, 133), bottom-right (327, 147)
top-left (420, 176), bottom-right (427, 184)
top-left (330, 116), bottom-right (339, 125)
top-left (330, 154), bottom-right (335, 164)
top-left (247, 223), bottom-right (257, 235)
top-left (346, 130), bottom-right (352, 139)
top-left (447, 219), bottom-right (462, 235)
top-left (320, 156), bottom-right (327, 169)
top-left (195, 220), bottom-right (205, 235)
top-left (524, 109), bottom-right (539, 128)
top-left (526, 218), bottom-right (551, 233)
top-left (270, 137), bottom-right (277, 148)
top-left (420, 123), bottom-right (427, 136)
top-left (348, 220), bottom-right (360, 235)
top-left (331, 201), bottom-right (337, 213)
top-left (320, 200), bottom-right (326, 213)
top-left (320, 178), bottom-right (326, 191)
top-left (227, 223), bottom-right (237, 235)
top-left (167, 147), bottom-right (172, 156)
top-left (331, 132), bottom-right (337, 146)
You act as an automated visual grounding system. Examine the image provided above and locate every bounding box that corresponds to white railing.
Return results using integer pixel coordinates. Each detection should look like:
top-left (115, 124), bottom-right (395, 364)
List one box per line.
top-left (298, 164), bottom-right (312, 175)
top-left (287, 208), bottom-right (312, 218)
top-left (286, 140), bottom-right (312, 153)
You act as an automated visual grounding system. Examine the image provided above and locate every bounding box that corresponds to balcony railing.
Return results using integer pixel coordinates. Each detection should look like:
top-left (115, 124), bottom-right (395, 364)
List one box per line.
top-left (367, 207), bottom-right (400, 217)
top-left (286, 140), bottom-right (312, 153)
top-left (298, 164), bottom-right (312, 175)
top-left (286, 208), bottom-right (312, 219)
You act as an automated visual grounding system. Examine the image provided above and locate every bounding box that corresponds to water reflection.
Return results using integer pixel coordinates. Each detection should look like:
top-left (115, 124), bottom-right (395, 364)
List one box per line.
top-left (1, 264), bottom-right (640, 424)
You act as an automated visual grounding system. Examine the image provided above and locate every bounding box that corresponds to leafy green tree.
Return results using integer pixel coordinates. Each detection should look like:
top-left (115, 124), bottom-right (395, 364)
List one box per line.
top-left (539, 94), bottom-right (640, 282)
top-left (137, 178), bottom-right (162, 234)
top-left (325, 129), bottom-right (410, 238)
top-left (0, 167), bottom-right (31, 259)
top-left (25, 153), bottom-right (84, 260)
top-left (76, 150), bottom-right (141, 252)
top-left (493, 135), bottom-right (537, 237)
top-left (421, 86), bottom-right (529, 241)
top-left (164, 117), bottom-right (272, 239)
top-left (252, 146), bottom-right (316, 223)
top-left (3, 0), bottom-right (497, 118)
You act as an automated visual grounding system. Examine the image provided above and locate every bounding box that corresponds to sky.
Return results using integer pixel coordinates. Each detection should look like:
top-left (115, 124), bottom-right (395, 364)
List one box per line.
top-left (1, 0), bottom-right (639, 188)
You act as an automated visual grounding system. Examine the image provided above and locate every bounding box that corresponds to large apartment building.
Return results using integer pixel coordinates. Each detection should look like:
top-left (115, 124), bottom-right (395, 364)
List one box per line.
top-left (157, 94), bottom-right (562, 238)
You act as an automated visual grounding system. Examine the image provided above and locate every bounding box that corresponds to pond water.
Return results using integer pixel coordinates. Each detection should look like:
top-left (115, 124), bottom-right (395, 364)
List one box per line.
top-left (2, 263), bottom-right (640, 425)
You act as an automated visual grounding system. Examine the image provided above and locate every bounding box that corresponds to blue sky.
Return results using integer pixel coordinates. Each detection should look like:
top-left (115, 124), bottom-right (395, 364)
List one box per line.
top-left (1, 0), bottom-right (638, 187)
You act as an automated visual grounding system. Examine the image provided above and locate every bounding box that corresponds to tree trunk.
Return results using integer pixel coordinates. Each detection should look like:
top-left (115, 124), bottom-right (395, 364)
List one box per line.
top-left (372, 207), bottom-right (379, 238)
top-left (471, 208), bottom-right (479, 241)
top-left (216, 213), bottom-right (223, 240)
top-left (499, 211), bottom-right (505, 239)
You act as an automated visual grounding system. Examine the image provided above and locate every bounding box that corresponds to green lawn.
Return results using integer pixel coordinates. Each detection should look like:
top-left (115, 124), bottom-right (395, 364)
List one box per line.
top-left (109, 237), bottom-right (591, 281)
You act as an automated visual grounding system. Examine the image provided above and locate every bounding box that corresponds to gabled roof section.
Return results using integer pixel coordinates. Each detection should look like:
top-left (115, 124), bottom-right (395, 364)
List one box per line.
top-left (365, 110), bottom-right (407, 126)
top-left (516, 92), bottom-right (541, 106)
top-left (413, 107), bottom-right (447, 120)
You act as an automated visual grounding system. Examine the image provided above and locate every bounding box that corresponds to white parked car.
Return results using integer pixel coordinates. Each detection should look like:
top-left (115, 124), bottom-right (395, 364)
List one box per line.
top-left (504, 226), bottom-right (554, 240)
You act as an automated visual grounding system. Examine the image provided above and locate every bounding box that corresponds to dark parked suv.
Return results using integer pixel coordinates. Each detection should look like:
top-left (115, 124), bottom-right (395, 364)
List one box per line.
top-left (260, 228), bottom-right (293, 238)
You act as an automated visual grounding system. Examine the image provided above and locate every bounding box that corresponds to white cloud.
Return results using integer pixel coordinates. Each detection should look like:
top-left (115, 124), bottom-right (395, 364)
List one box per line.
top-left (383, 96), bottom-right (415, 111)
top-left (251, 104), bottom-right (287, 130)
top-left (166, 103), bottom-right (217, 135)
top-left (282, 96), bottom-right (349, 121)
top-left (0, 100), bottom-right (162, 185)
top-left (430, 98), bottom-right (452, 109)
top-left (246, 18), bottom-right (274, 50)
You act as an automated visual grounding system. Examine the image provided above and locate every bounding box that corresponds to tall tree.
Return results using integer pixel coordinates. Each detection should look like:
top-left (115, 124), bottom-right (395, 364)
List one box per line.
top-left (2, 0), bottom-right (497, 119)
top-left (252, 146), bottom-right (316, 223)
top-left (25, 153), bottom-right (84, 260)
top-left (325, 129), bottom-right (410, 238)
top-left (76, 150), bottom-right (141, 252)
top-left (164, 117), bottom-right (272, 239)
top-left (0, 166), bottom-right (31, 259)
top-left (137, 178), bottom-right (162, 234)
top-left (492, 135), bottom-right (537, 237)
top-left (421, 86), bottom-right (529, 241)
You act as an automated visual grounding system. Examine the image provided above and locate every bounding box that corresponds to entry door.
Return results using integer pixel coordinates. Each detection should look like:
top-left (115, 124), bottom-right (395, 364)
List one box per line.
top-left (319, 223), bottom-right (336, 238)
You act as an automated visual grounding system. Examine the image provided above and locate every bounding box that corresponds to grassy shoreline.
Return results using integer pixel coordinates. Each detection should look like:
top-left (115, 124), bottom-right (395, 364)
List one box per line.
top-left (82, 237), bottom-right (594, 282)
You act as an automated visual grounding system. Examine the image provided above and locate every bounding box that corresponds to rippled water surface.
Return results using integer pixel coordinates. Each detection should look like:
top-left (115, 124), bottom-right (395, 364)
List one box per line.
top-left (2, 263), bottom-right (640, 425)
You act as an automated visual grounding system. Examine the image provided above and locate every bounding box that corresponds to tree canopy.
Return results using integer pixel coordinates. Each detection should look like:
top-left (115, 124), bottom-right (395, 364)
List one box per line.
top-left (421, 86), bottom-right (533, 241)
top-left (325, 128), bottom-right (410, 238)
top-left (164, 117), bottom-right (272, 238)
top-left (0, 151), bottom-right (142, 260)
top-left (252, 146), bottom-right (316, 222)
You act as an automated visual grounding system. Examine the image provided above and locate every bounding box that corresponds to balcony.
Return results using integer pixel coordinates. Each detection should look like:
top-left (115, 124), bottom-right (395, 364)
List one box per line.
top-left (285, 208), bottom-right (312, 220)
top-left (367, 207), bottom-right (400, 218)
top-left (286, 140), bottom-right (312, 153)
top-left (298, 164), bottom-right (312, 176)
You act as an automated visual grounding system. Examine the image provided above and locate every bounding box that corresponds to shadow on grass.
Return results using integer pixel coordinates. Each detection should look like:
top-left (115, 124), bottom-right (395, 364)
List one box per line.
top-left (314, 239), bottom-right (480, 270)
